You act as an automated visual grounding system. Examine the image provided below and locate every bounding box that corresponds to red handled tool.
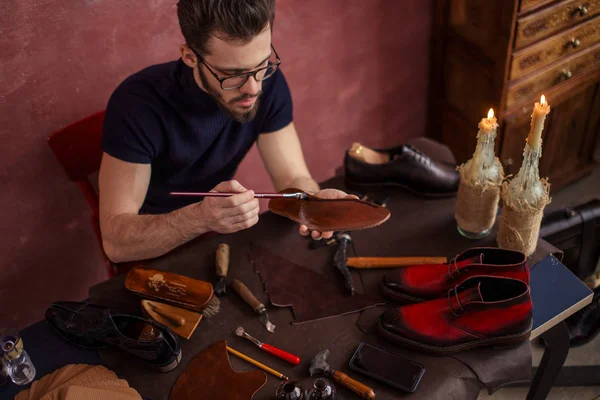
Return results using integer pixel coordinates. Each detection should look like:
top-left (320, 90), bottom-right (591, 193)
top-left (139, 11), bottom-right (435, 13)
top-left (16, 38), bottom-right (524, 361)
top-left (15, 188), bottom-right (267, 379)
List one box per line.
top-left (235, 326), bottom-right (300, 365)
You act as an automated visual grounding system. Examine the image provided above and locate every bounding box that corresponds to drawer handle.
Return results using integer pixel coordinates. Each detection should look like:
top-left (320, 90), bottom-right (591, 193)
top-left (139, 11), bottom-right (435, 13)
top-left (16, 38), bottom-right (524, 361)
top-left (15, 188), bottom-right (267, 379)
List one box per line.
top-left (560, 69), bottom-right (573, 80)
top-left (567, 38), bottom-right (581, 48)
top-left (573, 5), bottom-right (588, 16)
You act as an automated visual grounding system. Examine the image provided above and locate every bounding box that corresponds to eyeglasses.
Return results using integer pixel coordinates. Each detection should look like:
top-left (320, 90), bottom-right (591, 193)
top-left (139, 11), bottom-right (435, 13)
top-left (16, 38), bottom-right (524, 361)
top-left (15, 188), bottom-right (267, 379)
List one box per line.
top-left (194, 44), bottom-right (281, 91)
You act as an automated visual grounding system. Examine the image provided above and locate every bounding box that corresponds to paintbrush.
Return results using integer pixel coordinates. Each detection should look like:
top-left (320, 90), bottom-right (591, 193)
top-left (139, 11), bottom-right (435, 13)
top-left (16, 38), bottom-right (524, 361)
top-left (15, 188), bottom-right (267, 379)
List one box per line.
top-left (170, 191), bottom-right (308, 199)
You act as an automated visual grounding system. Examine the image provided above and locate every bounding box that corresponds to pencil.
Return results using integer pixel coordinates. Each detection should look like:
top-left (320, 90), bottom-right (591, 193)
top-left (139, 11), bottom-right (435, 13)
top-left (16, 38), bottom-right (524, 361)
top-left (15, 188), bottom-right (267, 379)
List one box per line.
top-left (226, 345), bottom-right (288, 380)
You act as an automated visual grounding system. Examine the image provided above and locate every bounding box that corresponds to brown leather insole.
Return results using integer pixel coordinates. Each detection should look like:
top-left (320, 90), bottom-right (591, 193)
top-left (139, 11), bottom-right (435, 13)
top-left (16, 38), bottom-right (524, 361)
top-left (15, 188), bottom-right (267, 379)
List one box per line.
top-left (170, 341), bottom-right (266, 400)
top-left (268, 188), bottom-right (390, 231)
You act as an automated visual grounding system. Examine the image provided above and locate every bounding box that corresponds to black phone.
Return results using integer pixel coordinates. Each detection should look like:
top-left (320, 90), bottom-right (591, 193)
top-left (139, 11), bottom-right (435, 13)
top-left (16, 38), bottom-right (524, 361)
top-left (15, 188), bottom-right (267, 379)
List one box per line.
top-left (349, 342), bottom-right (425, 393)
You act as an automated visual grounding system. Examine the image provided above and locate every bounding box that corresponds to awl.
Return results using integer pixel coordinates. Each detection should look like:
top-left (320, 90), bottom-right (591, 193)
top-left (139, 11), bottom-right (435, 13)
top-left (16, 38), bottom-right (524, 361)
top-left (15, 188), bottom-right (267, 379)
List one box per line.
top-left (232, 278), bottom-right (275, 333)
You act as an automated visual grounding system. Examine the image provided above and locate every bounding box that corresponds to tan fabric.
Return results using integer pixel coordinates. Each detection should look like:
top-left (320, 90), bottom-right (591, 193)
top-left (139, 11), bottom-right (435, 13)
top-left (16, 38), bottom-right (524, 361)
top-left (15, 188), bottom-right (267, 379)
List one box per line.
top-left (455, 166), bottom-right (502, 234)
top-left (14, 364), bottom-right (141, 400)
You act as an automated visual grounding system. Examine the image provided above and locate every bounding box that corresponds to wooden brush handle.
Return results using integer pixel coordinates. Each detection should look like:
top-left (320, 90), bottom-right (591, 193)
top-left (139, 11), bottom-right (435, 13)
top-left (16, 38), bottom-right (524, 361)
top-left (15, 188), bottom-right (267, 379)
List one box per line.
top-left (347, 256), bottom-right (447, 268)
top-left (216, 243), bottom-right (230, 277)
top-left (332, 370), bottom-right (375, 399)
top-left (231, 279), bottom-right (264, 312)
top-left (149, 303), bottom-right (186, 326)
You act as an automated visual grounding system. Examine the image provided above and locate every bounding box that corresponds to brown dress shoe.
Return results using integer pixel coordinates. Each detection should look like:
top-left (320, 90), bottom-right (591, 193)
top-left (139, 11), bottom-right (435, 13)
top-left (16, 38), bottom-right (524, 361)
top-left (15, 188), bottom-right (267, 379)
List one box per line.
top-left (344, 143), bottom-right (459, 197)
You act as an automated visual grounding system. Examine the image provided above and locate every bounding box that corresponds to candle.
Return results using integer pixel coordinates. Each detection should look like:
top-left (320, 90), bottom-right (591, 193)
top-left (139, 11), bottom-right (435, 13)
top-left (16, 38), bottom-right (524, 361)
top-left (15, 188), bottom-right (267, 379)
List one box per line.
top-left (466, 108), bottom-right (499, 181)
top-left (479, 108), bottom-right (498, 134)
top-left (526, 95), bottom-right (551, 149)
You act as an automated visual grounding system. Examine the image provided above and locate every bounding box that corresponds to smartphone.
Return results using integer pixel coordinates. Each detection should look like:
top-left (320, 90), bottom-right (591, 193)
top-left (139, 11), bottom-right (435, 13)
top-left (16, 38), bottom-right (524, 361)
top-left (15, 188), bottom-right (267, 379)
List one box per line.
top-left (349, 342), bottom-right (425, 393)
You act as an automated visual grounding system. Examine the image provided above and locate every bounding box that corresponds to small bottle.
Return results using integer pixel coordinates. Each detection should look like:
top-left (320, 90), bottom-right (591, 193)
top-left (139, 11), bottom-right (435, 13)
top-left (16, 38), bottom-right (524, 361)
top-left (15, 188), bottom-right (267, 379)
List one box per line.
top-left (275, 380), bottom-right (306, 400)
top-left (307, 378), bottom-right (336, 400)
top-left (2, 340), bottom-right (36, 385)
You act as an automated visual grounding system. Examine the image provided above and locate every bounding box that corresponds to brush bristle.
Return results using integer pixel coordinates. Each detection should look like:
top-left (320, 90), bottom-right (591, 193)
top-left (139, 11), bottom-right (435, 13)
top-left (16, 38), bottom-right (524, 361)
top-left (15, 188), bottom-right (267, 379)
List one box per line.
top-left (200, 296), bottom-right (221, 319)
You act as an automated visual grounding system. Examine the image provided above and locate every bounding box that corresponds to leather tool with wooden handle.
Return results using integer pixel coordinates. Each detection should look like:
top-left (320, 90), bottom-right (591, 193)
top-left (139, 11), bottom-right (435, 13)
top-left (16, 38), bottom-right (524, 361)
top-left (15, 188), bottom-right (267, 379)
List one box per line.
top-left (215, 243), bottom-right (230, 297)
top-left (231, 279), bottom-right (275, 333)
top-left (148, 301), bottom-right (186, 326)
top-left (347, 256), bottom-right (448, 268)
top-left (309, 349), bottom-right (375, 399)
top-left (331, 370), bottom-right (375, 399)
top-left (141, 300), bottom-right (202, 340)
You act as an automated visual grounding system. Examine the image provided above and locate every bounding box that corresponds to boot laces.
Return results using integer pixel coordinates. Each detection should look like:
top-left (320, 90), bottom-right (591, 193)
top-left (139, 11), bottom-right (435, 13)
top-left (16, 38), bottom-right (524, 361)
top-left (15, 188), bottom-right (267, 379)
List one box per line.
top-left (447, 286), bottom-right (465, 316)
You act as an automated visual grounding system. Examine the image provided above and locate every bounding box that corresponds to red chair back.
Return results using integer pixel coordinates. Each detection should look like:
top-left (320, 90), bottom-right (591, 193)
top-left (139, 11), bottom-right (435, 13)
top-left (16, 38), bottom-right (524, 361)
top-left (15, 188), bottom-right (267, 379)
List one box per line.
top-left (47, 111), bottom-right (116, 277)
top-left (48, 111), bottom-right (105, 215)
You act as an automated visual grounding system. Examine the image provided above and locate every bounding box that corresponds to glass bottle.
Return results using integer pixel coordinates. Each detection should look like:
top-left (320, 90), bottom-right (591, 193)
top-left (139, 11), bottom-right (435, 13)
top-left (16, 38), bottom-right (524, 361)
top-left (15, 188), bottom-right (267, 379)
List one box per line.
top-left (275, 380), bottom-right (306, 400)
top-left (307, 378), bottom-right (336, 400)
top-left (455, 108), bottom-right (503, 239)
top-left (498, 96), bottom-right (550, 256)
top-left (505, 143), bottom-right (544, 205)
top-left (2, 340), bottom-right (36, 385)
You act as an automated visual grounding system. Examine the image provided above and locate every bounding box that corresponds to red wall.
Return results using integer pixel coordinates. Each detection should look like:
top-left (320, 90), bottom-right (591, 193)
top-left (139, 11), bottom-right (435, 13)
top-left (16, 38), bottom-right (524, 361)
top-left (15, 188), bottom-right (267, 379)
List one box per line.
top-left (0, 0), bottom-right (432, 329)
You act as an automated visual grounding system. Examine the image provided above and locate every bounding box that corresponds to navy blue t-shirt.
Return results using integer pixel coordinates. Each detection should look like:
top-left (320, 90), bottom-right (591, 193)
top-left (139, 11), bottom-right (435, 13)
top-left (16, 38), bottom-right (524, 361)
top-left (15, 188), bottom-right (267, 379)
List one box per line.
top-left (101, 59), bottom-right (293, 214)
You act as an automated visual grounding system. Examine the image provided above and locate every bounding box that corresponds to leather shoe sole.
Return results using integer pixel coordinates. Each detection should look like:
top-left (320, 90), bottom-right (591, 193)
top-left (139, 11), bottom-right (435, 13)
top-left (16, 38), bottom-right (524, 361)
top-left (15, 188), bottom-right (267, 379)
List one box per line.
top-left (377, 319), bottom-right (532, 355)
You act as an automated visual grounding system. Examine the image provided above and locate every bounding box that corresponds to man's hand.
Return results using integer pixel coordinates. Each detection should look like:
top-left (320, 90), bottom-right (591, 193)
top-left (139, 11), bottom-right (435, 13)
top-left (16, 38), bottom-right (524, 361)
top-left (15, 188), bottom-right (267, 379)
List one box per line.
top-left (298, 188), bottom-right (359, 240)
top-left (193, 180), bottom-right (260, 234)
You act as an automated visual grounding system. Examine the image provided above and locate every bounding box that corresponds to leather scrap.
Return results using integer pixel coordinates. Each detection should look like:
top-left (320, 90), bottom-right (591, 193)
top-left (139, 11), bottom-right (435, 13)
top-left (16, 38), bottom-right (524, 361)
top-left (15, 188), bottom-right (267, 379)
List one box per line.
top-left (170, 341), bottom-right (266, 400)
top-left (250, 244), bottom-right (384, 324)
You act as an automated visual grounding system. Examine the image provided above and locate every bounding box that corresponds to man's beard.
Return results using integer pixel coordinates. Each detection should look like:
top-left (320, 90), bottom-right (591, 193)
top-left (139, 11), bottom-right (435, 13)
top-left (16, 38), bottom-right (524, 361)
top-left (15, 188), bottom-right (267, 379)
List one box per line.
top-left (198, 68), bottom-right (261, 123)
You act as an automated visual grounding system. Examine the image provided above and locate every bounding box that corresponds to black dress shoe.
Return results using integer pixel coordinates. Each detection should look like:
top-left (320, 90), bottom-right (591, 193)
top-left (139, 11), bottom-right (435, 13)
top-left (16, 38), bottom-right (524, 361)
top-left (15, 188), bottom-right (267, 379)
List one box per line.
top-left (344, 144), bottom-right (459, 197)
top-left (45, 301), bottom-right (182, 372)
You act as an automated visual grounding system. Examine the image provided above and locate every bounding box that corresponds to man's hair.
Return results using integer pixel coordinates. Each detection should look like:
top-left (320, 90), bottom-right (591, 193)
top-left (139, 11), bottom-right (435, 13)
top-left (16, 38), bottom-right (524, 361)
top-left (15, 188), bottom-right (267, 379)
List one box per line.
top-left (177, 0), bottom-right (275, 56)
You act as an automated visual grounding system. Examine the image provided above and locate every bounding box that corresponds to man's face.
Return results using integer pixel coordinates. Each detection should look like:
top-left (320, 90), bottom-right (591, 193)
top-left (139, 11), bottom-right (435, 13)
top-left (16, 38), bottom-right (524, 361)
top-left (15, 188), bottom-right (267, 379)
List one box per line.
top-left (183, 27), bottom-right (272, 123)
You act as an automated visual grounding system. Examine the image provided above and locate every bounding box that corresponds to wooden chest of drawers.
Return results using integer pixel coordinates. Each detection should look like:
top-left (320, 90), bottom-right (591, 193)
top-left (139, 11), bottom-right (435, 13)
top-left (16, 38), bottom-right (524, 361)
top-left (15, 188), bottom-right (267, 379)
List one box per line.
top-left (429, 0), bottom-right (600, 189)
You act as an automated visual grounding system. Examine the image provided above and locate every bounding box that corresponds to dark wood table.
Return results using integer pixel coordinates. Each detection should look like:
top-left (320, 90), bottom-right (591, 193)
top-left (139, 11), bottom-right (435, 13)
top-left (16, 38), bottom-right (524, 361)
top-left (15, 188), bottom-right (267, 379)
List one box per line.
top-left (1, 176), bottom-right (592, 400)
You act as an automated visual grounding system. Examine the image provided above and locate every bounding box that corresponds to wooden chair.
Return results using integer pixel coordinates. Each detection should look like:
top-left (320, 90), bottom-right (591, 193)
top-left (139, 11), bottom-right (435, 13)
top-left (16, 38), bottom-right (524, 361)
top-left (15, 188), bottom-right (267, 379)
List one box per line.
top-left (47, 111), bottom-right (120, 278)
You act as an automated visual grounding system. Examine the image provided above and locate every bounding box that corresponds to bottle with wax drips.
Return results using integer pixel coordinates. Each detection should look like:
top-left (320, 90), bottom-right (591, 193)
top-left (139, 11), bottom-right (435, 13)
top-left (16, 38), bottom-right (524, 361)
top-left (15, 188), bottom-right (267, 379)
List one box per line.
top-left (505, 96), bottom-right (550, 206)
top-left (498, 95), bottom-right (551, 256)
top-left (455, 108), bottom-right (504, 239)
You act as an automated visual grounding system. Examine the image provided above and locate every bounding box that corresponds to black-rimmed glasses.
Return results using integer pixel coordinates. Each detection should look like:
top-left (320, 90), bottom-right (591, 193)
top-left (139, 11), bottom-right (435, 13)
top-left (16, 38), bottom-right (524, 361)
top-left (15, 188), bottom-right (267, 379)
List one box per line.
top-left (195, 44), bottom-right (281, 91)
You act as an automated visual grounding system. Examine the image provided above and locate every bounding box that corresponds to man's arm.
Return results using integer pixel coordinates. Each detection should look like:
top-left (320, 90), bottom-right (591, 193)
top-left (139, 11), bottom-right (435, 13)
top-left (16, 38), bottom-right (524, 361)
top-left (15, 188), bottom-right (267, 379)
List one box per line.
top-left (99, 153), bottom-right (259, 263)
top-left (257, 123), bottom-right (356, 239)
top-left (256, 122), bottom-right (320, 194)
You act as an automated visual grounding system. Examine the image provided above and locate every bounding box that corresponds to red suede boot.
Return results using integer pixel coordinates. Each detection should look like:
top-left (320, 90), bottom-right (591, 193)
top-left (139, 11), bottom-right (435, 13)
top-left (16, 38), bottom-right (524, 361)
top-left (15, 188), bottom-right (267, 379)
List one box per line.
top-left (378, 276), bottom-right (532, 355)
top-left (382, 247), bottom-right (529, 303)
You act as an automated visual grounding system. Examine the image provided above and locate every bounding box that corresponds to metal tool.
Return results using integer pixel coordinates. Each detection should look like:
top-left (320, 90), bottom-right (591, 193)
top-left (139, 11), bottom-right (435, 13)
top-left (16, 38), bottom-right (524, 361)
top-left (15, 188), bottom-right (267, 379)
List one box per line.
top-left (170, 191), bottom-right (307, 199)
top-left (235, 327), bottom-right (300, 365)
top-left (308, 231), bottom-right (355, 296)
top-left (333, 232), bottom-right (354, 296)
top-left (309, 349), bottom-right (375, 400)
top-left (231, 279), bottom-right (275, 333)
top-left (214, 243), bottom-right (230, 297)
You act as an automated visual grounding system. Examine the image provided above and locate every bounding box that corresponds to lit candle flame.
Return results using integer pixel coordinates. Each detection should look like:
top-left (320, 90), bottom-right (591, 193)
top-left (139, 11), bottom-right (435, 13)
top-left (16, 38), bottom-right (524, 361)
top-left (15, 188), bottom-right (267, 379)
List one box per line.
top-left (540, 95), bottom-right (546, 106)
top-left (487, 108), bottom-right (494, 120)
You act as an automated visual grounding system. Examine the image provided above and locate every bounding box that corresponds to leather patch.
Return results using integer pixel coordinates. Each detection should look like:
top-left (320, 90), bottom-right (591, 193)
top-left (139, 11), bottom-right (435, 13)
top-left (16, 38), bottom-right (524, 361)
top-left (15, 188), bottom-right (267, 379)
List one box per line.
top-left (250, 244), bottom-right (384, 323)
top-left (170, 341), bottom-right (266, 400)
